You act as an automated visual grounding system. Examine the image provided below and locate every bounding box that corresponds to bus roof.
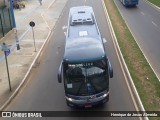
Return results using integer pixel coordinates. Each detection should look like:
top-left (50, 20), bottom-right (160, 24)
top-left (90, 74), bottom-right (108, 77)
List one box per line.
top-left (64, 6), bottom-right (105, 62)
top-left (64, 37), bottom-right (105, 62)
top-left (67, 6), bottom-right (100, 39)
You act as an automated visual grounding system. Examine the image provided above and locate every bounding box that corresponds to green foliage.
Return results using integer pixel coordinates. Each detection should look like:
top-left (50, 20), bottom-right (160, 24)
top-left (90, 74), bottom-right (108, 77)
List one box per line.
top-left (104, 0), bottom-right (160, 112)
top-left (148, 0), bottom-right (160, 7)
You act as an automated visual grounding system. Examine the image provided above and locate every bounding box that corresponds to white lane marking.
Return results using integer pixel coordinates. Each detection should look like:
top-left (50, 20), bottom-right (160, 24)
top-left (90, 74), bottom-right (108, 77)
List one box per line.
top-left (41, 13), bottom-right (51, 31)
top-left (143, 0), bottom-right (160, 11)
top-left (140, 11), bottom-right (145, 15)
top-left (62, 26), bottom-right (67, 30)
top-left (10, 64), bottom-right (23, 67)
top-left (21, 40), bottom-right (44, 43)
top-left (48, 0), bottom-right (56, 9)
top-left (64, 32), bottom-right (67, 36)
top-left (103, 38), bottom-right (107, 43)
top-left (152, 21), bottom-right (157, 27)
top-left (41, 0), bottom-right (57, 31)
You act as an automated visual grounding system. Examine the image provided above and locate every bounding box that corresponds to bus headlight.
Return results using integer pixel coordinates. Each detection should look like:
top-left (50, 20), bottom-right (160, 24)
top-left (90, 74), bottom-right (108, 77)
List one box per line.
top-left (103, 92), bottom-right (109, 98)
top-left (66, 97), bottom-right (73, 102)
top-left (103, 94), bottom-right (107, 97)
top-left (68, 98), bottom-right (73, 101)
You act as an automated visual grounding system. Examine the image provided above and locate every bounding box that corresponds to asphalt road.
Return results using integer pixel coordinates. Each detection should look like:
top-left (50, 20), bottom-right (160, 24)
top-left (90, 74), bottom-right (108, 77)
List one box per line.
top-left (3, 0), bottom-right (139, 120)
top-left (114, 0), bottom-right (160, 79)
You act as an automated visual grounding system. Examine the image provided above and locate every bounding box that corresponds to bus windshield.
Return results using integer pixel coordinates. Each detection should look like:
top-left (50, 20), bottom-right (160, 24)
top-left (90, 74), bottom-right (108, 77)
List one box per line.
top-left (64, 60), bottom-right (109, 96)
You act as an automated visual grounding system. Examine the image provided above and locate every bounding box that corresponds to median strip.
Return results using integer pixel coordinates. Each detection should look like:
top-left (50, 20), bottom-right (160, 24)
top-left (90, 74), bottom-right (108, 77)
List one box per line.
top-left (147, 0), bottom-right (160, 8)
top-left (104, 0), bottom-right (160, 117)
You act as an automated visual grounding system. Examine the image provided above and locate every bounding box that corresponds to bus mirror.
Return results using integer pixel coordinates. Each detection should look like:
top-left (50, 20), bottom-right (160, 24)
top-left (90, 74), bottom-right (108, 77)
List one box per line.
top-left (108, 60), bottom-right (113, 78)
top-left (58, 62), bottom-right (62, 83)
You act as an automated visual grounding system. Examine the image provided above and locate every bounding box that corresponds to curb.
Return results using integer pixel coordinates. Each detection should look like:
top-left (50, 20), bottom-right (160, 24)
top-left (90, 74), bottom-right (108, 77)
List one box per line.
top-left (0, 30), bottom-right (51, 111)
top-left (116, 0), bottom-right (160, 82)
top-left (0, 0), bottom-right (68, 111)
top-left (101, 1), bottom-right (148, 120)
top-left (143, 0), bottom-right (160, 11)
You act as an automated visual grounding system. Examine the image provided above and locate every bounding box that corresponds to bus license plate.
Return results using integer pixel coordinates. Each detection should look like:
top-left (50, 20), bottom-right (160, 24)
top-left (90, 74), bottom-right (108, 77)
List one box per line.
top-left (85, 105), bottom-right (92, 108)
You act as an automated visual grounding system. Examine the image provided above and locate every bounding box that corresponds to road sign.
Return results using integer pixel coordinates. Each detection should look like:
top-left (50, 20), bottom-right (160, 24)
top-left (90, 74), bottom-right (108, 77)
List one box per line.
top-left (6, 49), bottom-right (10, 56)
top-left (29, 21), bottom-right (37, 52)
top-left (29, 21), bottom-right (35, 27)
top-left (0, 43), bottom-right (11, 52)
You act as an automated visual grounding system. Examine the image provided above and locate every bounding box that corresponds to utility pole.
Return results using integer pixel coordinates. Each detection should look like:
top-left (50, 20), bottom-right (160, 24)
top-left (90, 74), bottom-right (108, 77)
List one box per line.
top-left (29, 21), bottom-right (37, 52)
top-left (0, 43), bottom-right (12, 91)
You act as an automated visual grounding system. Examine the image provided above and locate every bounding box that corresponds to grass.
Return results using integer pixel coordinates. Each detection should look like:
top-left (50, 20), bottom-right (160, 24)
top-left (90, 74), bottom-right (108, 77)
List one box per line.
top-left (104, 0), bottom-right (160, 116)
top-left (148, 0), bottom-right (160, 7)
